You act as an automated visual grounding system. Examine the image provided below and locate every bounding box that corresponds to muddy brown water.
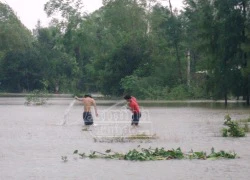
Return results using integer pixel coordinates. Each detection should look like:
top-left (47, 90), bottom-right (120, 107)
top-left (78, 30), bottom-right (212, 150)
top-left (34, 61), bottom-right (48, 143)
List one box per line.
top-left (0, 97), bottom-right (250, 180)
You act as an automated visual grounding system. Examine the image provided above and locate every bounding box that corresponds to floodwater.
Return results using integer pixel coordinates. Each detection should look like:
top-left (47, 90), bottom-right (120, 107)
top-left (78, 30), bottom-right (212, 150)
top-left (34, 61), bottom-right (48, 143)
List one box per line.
top-left (0, 97), bottom-right (250, 180)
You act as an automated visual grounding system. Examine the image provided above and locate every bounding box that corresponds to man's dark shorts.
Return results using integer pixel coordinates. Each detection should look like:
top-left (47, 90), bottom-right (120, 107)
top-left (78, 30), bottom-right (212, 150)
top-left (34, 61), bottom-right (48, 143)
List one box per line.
top-left (132, 112), bottom-right (141, 125)
top-left (83, 112), bottom-right (93, 125)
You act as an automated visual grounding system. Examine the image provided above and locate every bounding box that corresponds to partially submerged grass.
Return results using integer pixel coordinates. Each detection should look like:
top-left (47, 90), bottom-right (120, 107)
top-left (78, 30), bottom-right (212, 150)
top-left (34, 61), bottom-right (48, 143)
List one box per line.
top-left (127, 133), bottom-right (158, 140)
top-left (92, 133), bottom-right (158, 143)
top-left (239, 117), bottom-right (250, 123)
top-left (93, 136), bottom-right (129, 143)
top-left (238, 117), bottom-right (250, 133)
top-left (243, 123), bottom-right (249, 133)
top-left (82, 127), bottom-right (91, 131)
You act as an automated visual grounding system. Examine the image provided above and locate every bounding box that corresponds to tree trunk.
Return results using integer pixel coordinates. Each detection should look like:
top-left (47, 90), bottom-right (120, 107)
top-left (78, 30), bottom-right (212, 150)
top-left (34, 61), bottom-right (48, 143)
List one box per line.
top-left (242, 0), bottom-right (249, 105)
top-left (224, 91), bottom-right (228, 107)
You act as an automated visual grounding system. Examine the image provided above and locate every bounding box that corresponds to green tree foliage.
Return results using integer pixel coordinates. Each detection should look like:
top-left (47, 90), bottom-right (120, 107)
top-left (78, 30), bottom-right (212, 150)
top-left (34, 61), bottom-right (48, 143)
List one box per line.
top-left (34, 26), bottom-right (79, 93)
top-left (2, 0), bottom-right (250, 103)
top-left (1, 47), bottom-right (44, 92)
top-left (120, 3), bottom-right (187, 99)
top-left (83, 0), bottom-right (149, 95)
top-left (240, 0), bottom-right (250, 104)
top-left (183, 0), bottom-right (250, 104)
top-left (0, 2), bottom-right (32, 52)
top-left (0, 2), bottom-right (34, 92)
top-left (44, 0), bottom-right (93, 92)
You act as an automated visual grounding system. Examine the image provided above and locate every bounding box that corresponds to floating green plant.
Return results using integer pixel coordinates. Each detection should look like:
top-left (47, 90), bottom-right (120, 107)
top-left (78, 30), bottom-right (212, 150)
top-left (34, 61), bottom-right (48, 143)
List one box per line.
top-left (206, 147), bottom-right (237, 159)
top-left (72, 147), bottom-right (237, 161)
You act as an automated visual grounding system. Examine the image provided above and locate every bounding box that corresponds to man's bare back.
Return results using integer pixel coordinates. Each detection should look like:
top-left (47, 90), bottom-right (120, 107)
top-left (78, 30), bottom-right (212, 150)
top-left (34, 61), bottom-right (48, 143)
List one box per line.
top-left (82, 97), bottom-right (95, 112)
top-left (75, 95), bottom-right (98, 116)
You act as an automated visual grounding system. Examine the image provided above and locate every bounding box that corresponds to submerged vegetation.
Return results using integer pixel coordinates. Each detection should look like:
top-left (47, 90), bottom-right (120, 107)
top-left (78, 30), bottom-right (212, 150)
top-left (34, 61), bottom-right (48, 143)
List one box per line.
top-left (92, 133), bottom-right (158, 143)
top-left (222, 115), bottom-right (246, 137)
top-left (69, 147), bottom-right (237, 162)
top-left (239, 117), bottom-right (250, 133)
top-left (24, 90), bottom-right (50, 105)
top-left (127, 133), bottom-right (158, 140)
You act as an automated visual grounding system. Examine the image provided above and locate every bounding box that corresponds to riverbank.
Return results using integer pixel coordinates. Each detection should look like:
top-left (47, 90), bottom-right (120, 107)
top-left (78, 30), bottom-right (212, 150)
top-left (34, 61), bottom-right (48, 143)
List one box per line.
top-left (0, 92), bottom-right (73, 98)
top-left (0, 92), bottom-right (106, 99)
top-left (0, 93), bottom-right (247, 102)
top-left (0, 96), bottom-right (248, 109)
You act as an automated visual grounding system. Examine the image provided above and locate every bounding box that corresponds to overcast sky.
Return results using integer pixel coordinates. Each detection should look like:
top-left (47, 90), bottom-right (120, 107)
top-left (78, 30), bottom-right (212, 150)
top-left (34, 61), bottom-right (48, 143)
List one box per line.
top-left (1, 0), bottom-right (184, 30)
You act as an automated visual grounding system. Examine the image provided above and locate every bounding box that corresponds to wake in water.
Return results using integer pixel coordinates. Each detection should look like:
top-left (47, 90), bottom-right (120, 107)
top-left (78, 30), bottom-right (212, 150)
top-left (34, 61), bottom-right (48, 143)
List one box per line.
top-left (60, 99), bottom-right (76, 126)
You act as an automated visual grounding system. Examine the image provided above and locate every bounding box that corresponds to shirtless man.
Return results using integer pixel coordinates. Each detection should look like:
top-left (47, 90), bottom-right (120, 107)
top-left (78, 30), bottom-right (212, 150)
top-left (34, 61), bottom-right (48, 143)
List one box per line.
top-left (75, 94), bottom-right (98, 125)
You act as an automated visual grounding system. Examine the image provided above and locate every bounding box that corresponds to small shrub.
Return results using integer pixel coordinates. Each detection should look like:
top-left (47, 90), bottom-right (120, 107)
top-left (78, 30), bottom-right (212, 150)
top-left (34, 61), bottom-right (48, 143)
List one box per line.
top-left (25, 90), bottom-right (50, 105)
top-left (222, 115), bottom-right (246, 137)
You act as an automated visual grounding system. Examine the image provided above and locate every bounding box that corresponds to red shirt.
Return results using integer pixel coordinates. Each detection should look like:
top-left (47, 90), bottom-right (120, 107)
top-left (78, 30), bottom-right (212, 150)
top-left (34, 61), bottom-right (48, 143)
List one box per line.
top-left (131, 96), bottom-right (137, 103)
top-left (129, 99), bottom-right (140, 113)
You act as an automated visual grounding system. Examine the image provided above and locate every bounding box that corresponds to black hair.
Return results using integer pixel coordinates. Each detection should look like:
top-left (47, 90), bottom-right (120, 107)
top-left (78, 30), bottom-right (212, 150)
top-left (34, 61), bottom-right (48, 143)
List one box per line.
top-left (84, 94), bottom-right (92, 98)
top-left (124, 95), bottom-right (131, 100)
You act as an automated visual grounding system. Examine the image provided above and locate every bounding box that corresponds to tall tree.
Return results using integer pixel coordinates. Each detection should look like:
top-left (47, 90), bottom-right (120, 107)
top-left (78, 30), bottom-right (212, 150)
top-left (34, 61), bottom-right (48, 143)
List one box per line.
top-left (34, 26), bottom-right (79, 92)
top-left (0, 2), bottom-right (32, 52)
top-left (240, 0), bottom-right (250, 105)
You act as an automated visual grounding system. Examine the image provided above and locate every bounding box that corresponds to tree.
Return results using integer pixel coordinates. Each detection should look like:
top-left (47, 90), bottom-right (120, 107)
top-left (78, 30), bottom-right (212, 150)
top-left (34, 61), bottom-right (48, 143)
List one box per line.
top-left (0, 2), bottom-right (32, 52)
top-left (1, 47), bottom-right (44, 92)
top-left (34, 26), bottom-right (79, 93)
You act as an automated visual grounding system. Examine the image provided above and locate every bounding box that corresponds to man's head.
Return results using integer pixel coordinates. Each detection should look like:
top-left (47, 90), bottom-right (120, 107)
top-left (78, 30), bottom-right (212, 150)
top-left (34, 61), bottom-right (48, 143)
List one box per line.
top-left (124, 95), bottom-right (131, 101)
top-left (84, 94), bottom-right (92, 98)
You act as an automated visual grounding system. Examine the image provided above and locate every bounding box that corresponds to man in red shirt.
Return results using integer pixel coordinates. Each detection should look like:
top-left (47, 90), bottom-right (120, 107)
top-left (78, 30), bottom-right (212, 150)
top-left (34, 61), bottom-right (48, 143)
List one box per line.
top-left (124, 95), bottom-right (141, 126)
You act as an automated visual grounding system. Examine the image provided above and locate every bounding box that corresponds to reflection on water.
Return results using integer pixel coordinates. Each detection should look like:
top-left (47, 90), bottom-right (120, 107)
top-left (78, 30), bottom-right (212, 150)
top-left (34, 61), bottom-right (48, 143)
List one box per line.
top-left (0, 97), bottom-right (250, 180)
top-left (139, 100), bottom-right (249, 109)
top-left (0, 97), bottom-right (248, 109)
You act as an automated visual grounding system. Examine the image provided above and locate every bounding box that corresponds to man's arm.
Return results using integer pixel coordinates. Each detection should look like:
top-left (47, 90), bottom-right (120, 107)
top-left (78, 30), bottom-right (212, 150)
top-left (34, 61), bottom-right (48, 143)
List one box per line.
top-left (92, 99), bottom-right (98, 117)
top-left (75, 96), bottom-right (83, 101)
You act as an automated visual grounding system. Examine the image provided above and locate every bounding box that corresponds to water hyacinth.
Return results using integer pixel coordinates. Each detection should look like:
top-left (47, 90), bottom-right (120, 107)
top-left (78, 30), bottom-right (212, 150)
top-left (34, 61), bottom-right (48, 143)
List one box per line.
top-left (71, 147), bottom-right (237, 161)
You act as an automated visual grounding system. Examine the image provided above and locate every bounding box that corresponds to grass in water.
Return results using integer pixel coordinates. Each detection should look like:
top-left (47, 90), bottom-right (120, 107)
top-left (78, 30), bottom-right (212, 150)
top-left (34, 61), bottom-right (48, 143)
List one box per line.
top-left (127, 133), bottom-right (158, 140)
top-left (92, 133), bottom-right (158, 143)
top-left (238, 117), bottom-right (250, 133)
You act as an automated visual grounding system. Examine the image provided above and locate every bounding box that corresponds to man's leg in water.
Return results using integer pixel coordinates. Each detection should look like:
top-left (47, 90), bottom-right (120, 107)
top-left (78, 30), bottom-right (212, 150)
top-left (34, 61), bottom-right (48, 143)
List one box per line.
top-left (131, 112), bottom-right (140, 126)
top-left (83, 112), bottom-right (93, 125)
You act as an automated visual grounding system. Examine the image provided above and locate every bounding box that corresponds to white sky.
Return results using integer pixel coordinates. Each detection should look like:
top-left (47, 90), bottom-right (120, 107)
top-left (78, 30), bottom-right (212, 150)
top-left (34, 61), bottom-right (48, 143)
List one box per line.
top-left (1, 0), bottom-right (184, 30)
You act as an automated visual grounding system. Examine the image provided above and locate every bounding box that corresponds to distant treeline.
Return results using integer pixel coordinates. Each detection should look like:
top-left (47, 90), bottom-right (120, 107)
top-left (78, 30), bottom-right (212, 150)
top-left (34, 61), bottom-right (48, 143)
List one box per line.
top-left (1, 0), bottom-right (250, 105)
